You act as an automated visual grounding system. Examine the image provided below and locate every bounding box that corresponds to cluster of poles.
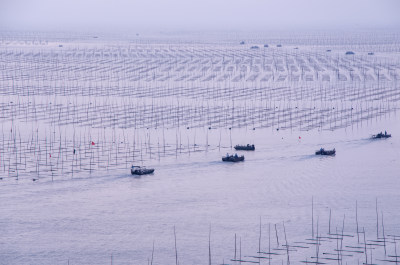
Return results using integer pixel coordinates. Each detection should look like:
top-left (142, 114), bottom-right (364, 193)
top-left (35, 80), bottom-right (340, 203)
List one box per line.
top-left (0, 33), bottom-right (399, 181)
top-left (0, 31), bottom-right (399, 264)
top-left (101, 199), bottom-right (399, 265)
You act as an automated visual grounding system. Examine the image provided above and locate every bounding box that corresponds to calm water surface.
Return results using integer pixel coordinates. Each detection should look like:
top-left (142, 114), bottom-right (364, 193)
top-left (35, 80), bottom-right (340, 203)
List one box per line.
top-left (1, 115), bottom-right (400, 264)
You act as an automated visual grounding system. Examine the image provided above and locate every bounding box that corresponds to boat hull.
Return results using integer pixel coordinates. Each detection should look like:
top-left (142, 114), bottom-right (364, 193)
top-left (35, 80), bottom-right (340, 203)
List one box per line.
top-left (131, 168), bottom-right (155, 175)
top-left (234, 145), bottom-right (255, 151)
top-left (372, 134), bottom-right (391, 139)
top-left (222, 156), bottom-right (245, 162)
top-left (315, 150), bottom-right (336, 156)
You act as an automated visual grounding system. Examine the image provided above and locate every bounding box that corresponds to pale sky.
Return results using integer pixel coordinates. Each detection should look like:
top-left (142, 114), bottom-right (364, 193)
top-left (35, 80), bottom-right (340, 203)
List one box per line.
top-left (1, 0), bottom-right (399, 31)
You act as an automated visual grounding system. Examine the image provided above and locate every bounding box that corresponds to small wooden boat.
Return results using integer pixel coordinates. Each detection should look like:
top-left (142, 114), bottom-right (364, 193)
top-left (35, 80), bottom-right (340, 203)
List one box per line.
top-left (234, 144), bottom-right (255, 151)
top-left (222, 154), bottom-right (244, 162)
top-left (131, 166), bottom-right (154, 175)
top-left (315, 148), bottom-right (336, 156)
top-left (372, 132), bottom-right (391, 139)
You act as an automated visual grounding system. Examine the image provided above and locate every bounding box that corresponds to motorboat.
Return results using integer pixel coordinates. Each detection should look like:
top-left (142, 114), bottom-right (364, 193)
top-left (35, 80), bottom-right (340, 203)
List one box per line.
top-left (131, 165), bottom-right (155, 175)
top-left (315, 148), bottom-right (336, 156)
top-left (222, 154), bottom-right (245, 162)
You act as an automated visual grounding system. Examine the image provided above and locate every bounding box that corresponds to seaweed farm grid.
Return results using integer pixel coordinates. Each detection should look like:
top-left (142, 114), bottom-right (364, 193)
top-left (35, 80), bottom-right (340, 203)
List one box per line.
top-left (1, 32), bottom-right (400, 264)
top-left (1, 32), bottom-right (399, 182)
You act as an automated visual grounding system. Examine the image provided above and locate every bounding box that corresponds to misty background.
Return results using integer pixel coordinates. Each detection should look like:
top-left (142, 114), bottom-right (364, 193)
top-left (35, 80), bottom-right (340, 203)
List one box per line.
top-left (0, 0), bottom-right (399, 32)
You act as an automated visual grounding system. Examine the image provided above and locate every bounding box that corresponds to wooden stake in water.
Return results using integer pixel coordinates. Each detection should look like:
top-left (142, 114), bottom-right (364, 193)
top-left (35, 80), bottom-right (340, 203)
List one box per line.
top-left (340, 214), bottom-right (345, 261)
top-left (356, 201), bottom-right (359, 243)
top-left (283, 221), bottom-right (290, 265)
top-left (269, 223), bottom-right (271, 265)
top-left (150, 240), bottom-right (154, 265)
top-left (316, 217), bottom-right (319, 265)
top-left (381, 211), bottom-right (386, 256)
top-left (259, 217), bottom-right (262, 258)
top-left (363, 227), bottom-right (367, 265)
top-left (234, 233), bottom-right (237, 261)
top-left (312, 196), bottom-right (314, 238)
top-left (240, 237), bottom-right (242, 264)
top-left (275, 223), bottom-right (279, 246)
top-left (209, 225), bottom-right (212, 265)
top-left (329, 208), bottom-right (331, 234)
top-left (336, 227), bottom-right (340, 265)
top-left (376, 198), bottom-right (379, 239)
top-left (174, 226), bottom-right (178, 265)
